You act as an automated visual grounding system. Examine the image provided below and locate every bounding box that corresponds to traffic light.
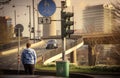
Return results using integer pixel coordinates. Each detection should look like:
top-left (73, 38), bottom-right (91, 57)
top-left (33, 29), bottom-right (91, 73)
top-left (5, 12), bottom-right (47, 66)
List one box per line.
top-left (61, 11), bottom-right (74, 39)
top-left (61, 1), bottom-right (66, 9)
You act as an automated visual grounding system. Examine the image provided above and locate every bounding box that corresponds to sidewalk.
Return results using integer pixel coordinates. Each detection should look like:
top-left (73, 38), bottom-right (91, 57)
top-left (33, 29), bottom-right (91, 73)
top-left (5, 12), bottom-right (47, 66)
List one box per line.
top-left (0, 70), bottom-right (120, 78)
top-left (0, 69), bottom-right (94, 78)
top-left (0, 75), bottom-right (62, 78)
top-left (1, 75), bottom-right (70, 78)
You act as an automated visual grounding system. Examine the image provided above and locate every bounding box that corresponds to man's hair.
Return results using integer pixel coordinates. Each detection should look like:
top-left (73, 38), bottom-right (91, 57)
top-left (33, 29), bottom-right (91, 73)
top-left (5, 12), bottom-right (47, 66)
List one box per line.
top-left (26, 42), bottom-right (31, 48)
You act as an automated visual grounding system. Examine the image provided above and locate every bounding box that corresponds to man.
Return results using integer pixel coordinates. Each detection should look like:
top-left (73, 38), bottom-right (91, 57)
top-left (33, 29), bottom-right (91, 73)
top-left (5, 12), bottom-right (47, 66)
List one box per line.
top-left (21, 42), bottom-right (37, 75)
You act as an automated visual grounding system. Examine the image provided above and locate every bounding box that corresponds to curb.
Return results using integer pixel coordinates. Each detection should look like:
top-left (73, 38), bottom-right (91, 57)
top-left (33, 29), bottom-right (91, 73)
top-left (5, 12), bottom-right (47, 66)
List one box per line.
top-left (0, 69), bottom-right (94, 78)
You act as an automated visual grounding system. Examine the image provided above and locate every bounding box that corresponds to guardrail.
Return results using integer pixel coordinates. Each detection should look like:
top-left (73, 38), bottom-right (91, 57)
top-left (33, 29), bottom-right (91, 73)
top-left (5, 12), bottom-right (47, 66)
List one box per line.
top-left (0, 39), bottom-right (44, 56)
top-left (0, 37), bottom-right (29, 51)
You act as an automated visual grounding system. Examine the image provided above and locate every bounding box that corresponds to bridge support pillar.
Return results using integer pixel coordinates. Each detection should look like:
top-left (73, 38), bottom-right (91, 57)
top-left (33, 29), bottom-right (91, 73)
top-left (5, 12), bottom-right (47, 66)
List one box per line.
top-left (70, 49), bottom-right (77, 65)
top-left (88, 45), bottom-right (96, 66)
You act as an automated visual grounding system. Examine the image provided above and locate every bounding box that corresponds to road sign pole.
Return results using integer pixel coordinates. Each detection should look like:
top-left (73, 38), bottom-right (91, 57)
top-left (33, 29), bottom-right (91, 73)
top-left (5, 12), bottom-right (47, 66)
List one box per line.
top-left (17, 28), bottom-right (20, 74)
top-left (62, 37), bottom-right (66, 60)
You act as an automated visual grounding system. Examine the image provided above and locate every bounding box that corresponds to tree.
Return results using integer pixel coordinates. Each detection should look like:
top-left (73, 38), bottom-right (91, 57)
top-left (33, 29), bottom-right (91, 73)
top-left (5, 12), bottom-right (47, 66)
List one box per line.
top-left (110, 0), bottom-right (120, 65)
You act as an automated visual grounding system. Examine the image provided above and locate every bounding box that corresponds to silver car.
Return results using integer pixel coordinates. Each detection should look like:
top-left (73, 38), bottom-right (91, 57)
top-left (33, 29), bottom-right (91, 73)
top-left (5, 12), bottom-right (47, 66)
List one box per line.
top-left (46, 39), bottom-right (58, 49)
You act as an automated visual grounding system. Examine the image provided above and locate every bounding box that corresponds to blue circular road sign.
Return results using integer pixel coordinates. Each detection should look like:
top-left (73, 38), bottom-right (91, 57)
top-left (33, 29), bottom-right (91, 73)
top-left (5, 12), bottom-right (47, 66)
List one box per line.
top-left (38, 0), bottom-right (56, 17)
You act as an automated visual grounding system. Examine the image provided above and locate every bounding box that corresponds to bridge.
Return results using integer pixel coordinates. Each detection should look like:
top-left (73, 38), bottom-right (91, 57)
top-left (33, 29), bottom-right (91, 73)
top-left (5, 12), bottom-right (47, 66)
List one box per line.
top-left (38, 33), bottom-right (120, 66)
top-left (0, 33), bottom-right (120, 70)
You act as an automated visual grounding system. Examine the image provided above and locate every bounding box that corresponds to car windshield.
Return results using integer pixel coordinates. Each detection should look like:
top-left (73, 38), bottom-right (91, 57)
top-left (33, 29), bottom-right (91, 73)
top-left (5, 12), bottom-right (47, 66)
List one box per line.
top-left (47, 39), bottom-right (57, 44)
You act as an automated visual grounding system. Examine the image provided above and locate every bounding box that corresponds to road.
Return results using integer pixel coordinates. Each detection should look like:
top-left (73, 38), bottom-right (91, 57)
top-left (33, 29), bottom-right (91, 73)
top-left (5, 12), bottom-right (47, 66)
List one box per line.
top-left (0, 39), bottom-right (62, 70)
top-left (0, 40), bottom-right (120, 78)
top-left (0, 39), bottom-right (74, 70)
top-left (0, 39), bottom-right (120, 78)
top-left (0, 40), bottom-right (45, 70)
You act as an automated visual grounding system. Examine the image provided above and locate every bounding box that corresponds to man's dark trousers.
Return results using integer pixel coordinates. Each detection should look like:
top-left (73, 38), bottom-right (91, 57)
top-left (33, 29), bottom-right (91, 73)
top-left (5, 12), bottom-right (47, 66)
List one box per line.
top-left (23, 64), bottom-right (35, 75)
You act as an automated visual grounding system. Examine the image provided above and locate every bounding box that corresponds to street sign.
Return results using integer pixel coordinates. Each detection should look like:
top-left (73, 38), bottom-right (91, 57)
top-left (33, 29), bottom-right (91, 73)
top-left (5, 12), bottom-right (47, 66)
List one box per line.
top-left (38, 17), bottom-right (51, 24)
top-left (14, 24), bottom-right (24, 32)
top-left (14, 24), bottom-right (24, 37)
top-left (38, 0), bottom-right (56, 17)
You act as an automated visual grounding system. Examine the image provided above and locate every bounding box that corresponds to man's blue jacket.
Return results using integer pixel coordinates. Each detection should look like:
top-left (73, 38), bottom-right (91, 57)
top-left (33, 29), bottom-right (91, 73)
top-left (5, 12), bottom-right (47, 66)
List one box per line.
top-left (21, 48), bottom-right (37, 64)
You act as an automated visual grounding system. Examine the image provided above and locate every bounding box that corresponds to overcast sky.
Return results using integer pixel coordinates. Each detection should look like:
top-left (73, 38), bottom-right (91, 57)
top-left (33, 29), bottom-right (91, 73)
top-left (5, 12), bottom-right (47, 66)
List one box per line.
top-left (70, 0), bottom-right (111, 9)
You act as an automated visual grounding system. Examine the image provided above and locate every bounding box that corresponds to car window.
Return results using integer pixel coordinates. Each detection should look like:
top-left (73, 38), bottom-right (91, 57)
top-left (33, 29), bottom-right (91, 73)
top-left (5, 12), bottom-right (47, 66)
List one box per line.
top-left (47, 39), bottom-right (57, 44)
top-left (48, 40), bottom-right (56, 42)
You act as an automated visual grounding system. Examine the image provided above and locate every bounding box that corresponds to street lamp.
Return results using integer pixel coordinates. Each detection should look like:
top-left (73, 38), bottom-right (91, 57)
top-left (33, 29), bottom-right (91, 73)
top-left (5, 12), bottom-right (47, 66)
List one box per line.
top-left (35, 8), bottom-right (41, 40)
top-left (12, 5), bottom-right (16, 26)
top-left (27, 5), bottom-right (31, 39)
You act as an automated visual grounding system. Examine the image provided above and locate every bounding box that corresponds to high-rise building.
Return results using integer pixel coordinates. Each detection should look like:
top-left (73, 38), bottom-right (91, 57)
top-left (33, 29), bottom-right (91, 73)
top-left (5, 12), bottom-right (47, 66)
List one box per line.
top-left (83, 5), bottom-right (104, 33)
top-left (103, 4), bottom-right (115, 33)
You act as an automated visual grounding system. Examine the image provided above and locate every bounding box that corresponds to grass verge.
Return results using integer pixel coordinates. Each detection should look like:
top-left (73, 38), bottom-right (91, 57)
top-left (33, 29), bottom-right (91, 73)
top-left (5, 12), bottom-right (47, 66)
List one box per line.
top-left (36, 64), bottom-right (120, 74)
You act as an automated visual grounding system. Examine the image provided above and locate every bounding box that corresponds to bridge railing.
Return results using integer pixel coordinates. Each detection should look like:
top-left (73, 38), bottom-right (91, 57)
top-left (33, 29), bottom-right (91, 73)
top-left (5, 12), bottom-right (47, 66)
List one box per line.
top-left (40, 37), bottom-right (83, 64)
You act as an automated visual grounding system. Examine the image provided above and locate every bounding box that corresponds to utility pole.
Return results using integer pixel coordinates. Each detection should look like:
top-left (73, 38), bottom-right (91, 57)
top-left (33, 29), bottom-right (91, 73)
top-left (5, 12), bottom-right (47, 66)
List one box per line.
top-left (27, 5), bottom-right (31, 39)
top-left (12, 5), bottom-right (16, 26)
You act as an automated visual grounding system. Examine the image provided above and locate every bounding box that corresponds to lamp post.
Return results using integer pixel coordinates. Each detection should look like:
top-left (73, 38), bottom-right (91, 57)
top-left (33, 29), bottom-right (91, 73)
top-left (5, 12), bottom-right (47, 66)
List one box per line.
top-left (12, 5), bottom-right (16, 26)
top-left (36, 9), bottom-right (40, 40)
top-left (27, 5), bottom-right (31, 39)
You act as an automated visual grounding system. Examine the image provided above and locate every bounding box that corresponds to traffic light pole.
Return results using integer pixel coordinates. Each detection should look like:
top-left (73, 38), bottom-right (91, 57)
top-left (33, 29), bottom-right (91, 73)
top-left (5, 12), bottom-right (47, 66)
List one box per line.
top-left (62, 37), bottom-right (66, 60)
top-left (56, 1), bottom-right (69, 77)
top-left (61, 1), bottom-right (66, 61)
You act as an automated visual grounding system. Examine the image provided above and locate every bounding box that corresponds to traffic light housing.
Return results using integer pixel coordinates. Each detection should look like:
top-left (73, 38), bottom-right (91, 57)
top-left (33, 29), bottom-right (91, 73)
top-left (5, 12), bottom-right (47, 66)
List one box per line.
top-left (61, 11), bottom-right (74, 39)
top-left (61, 1), bottom-right (66, 9)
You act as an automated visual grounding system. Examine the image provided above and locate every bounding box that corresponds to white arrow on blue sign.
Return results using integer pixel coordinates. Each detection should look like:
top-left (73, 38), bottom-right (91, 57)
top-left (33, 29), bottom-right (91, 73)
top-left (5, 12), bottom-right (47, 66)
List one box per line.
top-left (38, 17), bottom-right (51, 24)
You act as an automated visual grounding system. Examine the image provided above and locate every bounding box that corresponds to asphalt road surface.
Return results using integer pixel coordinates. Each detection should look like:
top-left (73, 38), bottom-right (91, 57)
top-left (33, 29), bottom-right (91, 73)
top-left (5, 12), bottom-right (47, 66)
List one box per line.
top-left (0, 39), bottom-right (62, 70)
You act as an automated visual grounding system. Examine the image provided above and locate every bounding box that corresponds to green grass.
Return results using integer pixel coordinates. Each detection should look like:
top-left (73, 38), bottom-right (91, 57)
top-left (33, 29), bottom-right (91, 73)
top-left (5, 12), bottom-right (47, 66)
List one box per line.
top-left (35, 64), bottom-right (120, 74)
top-left (36, 64), bottom-right (56, 71)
